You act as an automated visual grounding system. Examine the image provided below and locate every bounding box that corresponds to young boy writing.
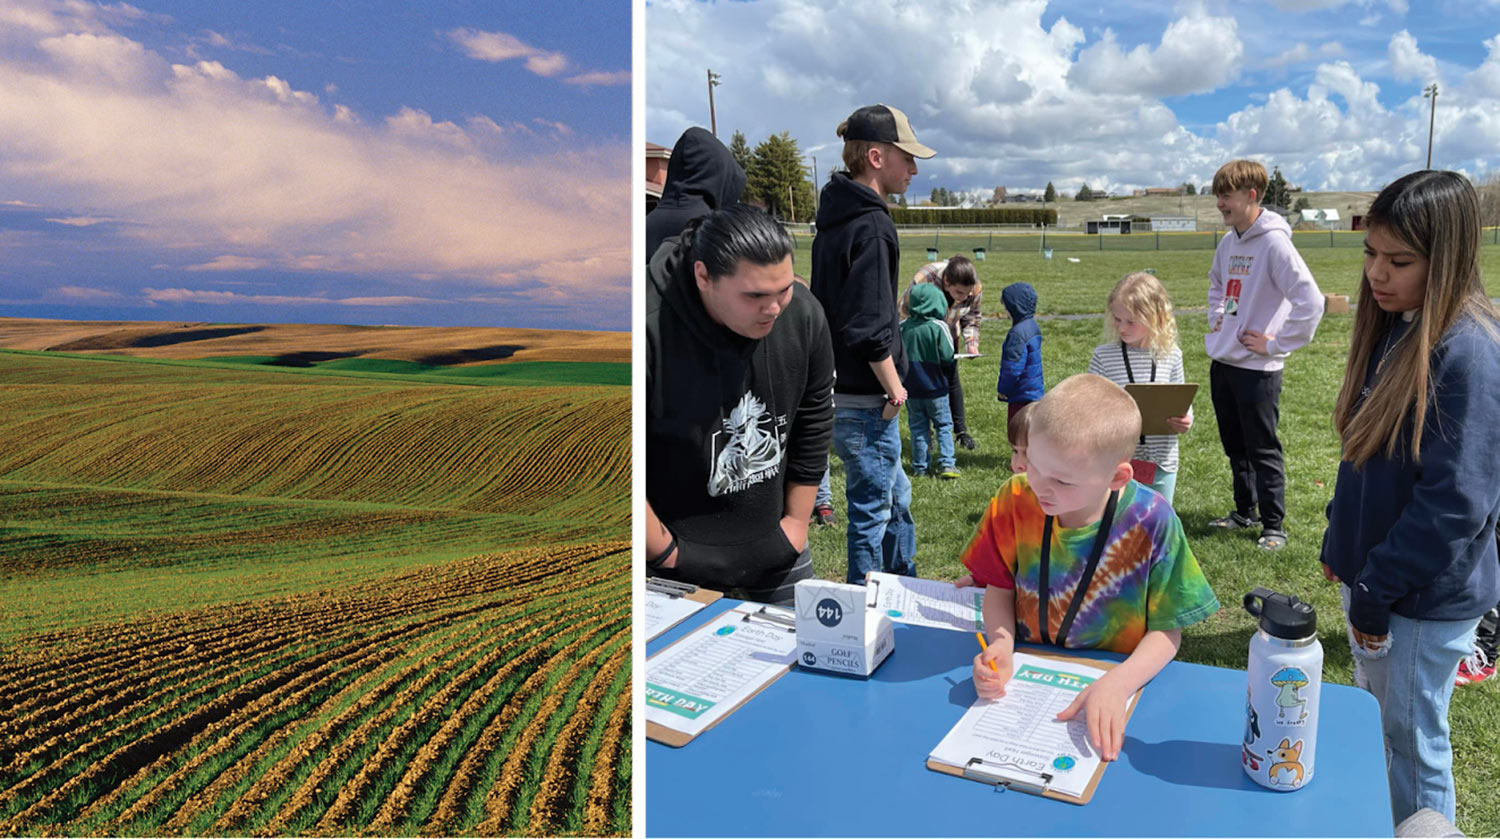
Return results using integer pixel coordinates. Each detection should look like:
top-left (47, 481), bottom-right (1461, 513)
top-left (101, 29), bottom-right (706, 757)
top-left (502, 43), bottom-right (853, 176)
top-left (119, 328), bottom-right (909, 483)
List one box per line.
top-left (966, 374), bottom-right (1220, 761)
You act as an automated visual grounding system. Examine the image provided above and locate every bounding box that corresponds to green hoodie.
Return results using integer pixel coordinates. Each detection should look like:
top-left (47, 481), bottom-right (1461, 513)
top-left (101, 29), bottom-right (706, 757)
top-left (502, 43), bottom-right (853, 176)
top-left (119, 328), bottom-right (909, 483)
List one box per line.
top-left (900, 283), bottom-right (956, 399)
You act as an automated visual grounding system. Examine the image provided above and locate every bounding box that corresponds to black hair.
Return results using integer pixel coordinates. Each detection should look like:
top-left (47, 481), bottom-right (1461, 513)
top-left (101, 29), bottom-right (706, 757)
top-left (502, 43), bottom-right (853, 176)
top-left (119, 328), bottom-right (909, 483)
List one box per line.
top-left (677, 203), bottom-right (794, 279)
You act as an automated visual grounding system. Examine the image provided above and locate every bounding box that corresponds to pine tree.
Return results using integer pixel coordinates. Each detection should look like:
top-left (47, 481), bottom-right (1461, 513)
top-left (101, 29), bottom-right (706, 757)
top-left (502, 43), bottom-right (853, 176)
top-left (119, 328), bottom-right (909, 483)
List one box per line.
top-left (1044, 182), bottom-right (1056, 202)
top-left (746, 132), bottom-right (815, 222)
top-left (1264, 166), bottom-right (1291, 209)
top-left (1182, 182), bottom-right (1197, 196)
top-left (1076, 183), bottom-right (1094, 202)
top-left (728, 131), bottom-right (753, 174)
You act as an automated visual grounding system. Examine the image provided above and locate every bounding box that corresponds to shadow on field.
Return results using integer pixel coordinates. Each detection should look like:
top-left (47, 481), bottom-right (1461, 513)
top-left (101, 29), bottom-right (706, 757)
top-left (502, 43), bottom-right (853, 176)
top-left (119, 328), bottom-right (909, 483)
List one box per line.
top-left (268, 351), bottom-right (358, 367)
top-left (128, 326), bottom-right (268, 347)
top-left (415, 344), bottom-right (525, 365)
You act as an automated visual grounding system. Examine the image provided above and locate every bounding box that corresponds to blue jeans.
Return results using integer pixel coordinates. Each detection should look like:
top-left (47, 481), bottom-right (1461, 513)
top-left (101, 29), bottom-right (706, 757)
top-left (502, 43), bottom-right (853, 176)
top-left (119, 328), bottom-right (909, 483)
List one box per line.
top-left (1341, 585), bottom-right (1480, 825)
top-left (816, 466), bottom-right (832, 508)
top-left (1149, 467), bottom-right (1177, 504)
top-left (832, 406), bottom-right (916, 584)
top-left (906, 396), bottom-right (955, 472)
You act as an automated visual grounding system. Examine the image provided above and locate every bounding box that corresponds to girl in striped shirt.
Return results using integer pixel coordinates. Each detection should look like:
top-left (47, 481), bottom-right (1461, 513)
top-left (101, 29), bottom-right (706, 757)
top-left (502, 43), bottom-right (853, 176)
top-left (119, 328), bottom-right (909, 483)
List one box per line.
top-left (1088, 272), bottom-right (1193, 503)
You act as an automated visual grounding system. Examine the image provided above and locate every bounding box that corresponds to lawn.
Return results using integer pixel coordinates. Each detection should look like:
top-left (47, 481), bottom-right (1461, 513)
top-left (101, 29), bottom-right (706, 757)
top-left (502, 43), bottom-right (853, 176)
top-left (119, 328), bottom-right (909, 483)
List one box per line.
top-left (803, 249), bottom-right (1500, 836)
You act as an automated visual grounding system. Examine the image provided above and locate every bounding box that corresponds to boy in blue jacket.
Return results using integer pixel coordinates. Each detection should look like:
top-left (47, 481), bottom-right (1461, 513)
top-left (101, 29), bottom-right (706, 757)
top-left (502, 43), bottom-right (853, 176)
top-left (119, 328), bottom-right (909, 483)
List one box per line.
top-left (996, 282), bottom-right (1044, 428)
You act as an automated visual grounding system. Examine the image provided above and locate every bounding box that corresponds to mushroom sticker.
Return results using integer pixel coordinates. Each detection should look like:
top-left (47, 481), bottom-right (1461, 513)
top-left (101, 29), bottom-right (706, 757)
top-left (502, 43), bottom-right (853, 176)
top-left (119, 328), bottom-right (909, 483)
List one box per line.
top-left (1269, 666), bottom-right (1309, 723)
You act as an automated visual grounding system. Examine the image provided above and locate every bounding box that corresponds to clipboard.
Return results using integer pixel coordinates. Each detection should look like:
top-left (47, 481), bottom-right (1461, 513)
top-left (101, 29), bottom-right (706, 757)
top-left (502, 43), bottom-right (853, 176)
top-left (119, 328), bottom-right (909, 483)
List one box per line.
top-left (645, 578), bottom-right (724, 641)
top-left (645, 606), bottom-right (797, 748)
top-left (925, 649), bottom-right (1143, 805)
top-left (1124, 383), bottom-right (1197, 436)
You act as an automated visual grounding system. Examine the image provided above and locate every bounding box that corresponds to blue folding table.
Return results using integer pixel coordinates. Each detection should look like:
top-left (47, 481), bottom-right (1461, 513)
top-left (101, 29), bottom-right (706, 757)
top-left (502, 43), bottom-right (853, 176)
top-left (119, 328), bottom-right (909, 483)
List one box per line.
top-left (647, 598), bottom-right (1392, 837)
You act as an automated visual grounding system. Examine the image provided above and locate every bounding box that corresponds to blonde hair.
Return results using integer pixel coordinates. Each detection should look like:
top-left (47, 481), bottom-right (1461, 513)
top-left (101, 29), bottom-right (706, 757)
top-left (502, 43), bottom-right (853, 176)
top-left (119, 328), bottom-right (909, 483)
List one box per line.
top-left (1333, 170), bottom-right (1500, 467)
top-left (1212, 159), bottom-right (1268, 198)
top-left (837, 120), bottom-right (876, 178)
top-left (1027, 374), bottom-right (1141, 468)
top-left (1103, 272), bottom-right (1179, 359)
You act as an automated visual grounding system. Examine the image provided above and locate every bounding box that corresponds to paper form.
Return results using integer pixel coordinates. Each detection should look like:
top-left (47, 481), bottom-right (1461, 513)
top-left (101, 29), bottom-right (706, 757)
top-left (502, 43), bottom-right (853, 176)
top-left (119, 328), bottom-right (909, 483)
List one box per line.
top-left (645, 606), bottom-right (798, 738)
top-left (868, 572), bottom-right (985, 633)
top-left (645, 589), bottom-right (709, 640)
top-left (929, 652), bottom-right (1137, 799)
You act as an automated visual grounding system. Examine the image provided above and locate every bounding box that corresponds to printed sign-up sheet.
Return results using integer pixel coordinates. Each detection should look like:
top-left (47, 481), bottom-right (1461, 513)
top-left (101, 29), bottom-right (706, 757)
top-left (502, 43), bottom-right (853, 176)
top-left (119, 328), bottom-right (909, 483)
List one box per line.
top-left (645, 607), bottom-right (798, 739)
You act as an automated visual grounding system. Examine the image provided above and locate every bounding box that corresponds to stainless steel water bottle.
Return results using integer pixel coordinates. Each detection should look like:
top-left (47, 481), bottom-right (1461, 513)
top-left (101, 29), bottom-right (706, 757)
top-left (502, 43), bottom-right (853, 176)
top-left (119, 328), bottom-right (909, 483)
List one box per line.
top-left (1242, 587), bottom-right (1322, 791)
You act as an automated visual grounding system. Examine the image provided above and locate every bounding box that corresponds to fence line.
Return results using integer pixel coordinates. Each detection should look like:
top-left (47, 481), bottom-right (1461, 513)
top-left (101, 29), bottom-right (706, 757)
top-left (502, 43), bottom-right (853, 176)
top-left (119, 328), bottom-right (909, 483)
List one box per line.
top-left (788, 226), bottom-right (1500, 253)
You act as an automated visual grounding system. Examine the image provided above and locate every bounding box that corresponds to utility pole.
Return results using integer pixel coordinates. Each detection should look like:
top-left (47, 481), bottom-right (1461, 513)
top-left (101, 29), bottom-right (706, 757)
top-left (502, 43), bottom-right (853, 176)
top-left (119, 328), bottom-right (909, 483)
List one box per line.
top-left (811, 157), bottom-right (819, 215)
top-left (707, 69), bottom-right (722, 137)
top-left (788, 185), bottom-right (795, 223)
top-left (1424, 83), bottom-right (1439, 169)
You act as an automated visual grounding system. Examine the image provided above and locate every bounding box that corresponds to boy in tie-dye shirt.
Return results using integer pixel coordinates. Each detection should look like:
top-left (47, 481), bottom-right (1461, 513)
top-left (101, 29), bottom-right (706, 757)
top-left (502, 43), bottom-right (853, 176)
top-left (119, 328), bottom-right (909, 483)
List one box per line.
top-left (966, 374), bottom-right (1218, 762)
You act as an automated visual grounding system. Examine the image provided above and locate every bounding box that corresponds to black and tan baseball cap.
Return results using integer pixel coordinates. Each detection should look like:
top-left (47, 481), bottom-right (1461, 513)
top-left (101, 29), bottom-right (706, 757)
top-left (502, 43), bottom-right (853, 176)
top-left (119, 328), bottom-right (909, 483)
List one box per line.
top-left (841, 104), bottom-right (935, 159)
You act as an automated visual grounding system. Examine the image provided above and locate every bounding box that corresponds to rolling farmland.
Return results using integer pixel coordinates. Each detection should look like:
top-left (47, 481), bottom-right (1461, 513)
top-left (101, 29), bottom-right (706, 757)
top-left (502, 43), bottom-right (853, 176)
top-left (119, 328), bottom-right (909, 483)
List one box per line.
top-left (0, 330), bottom-right (631, 836)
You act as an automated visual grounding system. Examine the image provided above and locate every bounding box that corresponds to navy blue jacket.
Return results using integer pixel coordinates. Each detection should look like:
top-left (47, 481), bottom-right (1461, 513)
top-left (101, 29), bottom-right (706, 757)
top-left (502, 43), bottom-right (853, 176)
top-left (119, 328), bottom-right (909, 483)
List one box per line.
top-left (1320, 314), bottom-right (1500, 636)
top-left (996, 283), bottom-right (1044, 403)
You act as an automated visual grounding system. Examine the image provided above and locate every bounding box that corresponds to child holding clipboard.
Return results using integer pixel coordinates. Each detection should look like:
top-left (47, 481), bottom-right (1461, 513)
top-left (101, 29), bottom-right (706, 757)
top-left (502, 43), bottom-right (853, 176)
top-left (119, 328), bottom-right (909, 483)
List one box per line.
top-left (1087, 272), bottom-right (1193, 503)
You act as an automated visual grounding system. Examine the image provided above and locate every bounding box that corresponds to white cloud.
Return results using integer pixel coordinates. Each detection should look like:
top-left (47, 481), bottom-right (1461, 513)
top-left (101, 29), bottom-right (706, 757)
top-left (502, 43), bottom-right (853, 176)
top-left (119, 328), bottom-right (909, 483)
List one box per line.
top-left (1388, 29), bottom-right (1437, 83)
top-left (0, 4), bottom-right (627, 297)
top-left (45, 215), bottom-right (111, 226)
top-left (445, 27), bottom-right (568, 77)
top-left (183, 255), bottom-right (268, 271)
top-left (1070, 13), bottom-right (1244, 97)
top-left (563, 70), bottom-right (630, 87)
top-left (140, 287), bottom-right (444, 307)
top-left (53, 285), bottom-right (123, 300)
top-left (1267, 41), bottom-right (1345, 68)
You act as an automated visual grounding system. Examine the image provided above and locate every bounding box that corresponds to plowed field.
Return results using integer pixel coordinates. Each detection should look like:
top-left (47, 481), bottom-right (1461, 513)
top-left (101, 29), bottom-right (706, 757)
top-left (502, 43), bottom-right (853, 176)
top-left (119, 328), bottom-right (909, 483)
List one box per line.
top-left (0, 345), bottom-right (630, 836)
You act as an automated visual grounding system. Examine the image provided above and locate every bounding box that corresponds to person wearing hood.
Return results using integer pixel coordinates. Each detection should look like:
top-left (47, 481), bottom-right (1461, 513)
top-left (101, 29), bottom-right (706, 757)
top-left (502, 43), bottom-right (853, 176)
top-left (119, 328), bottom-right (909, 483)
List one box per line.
top-left (646, 127), bottom-right (747, 265)
top-left (901, 283), bottom-right (959, 478)
top-left (996, 281), bottom-right (1044, 426)
top-left (645, 203), bottom-right (833, 606)
top-left (1205, 160), bottom-right (1324, 552)
top-left (810, 103), bottom-right (934, 585)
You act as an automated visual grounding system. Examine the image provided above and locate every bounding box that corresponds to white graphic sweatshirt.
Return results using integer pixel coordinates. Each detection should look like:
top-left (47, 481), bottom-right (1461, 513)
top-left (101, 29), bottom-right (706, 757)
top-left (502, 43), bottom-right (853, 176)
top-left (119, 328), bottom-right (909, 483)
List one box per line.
top-left (1205, 210), bottom-right (1324, 372)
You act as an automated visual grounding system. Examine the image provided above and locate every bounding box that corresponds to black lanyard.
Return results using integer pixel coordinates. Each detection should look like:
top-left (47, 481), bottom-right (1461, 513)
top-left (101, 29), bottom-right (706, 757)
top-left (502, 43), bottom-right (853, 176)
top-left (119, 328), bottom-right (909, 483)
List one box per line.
top-left (1037, 489), bottom-right (1119, 648)
top-left (1120, 342), bottom-right (1155, 445)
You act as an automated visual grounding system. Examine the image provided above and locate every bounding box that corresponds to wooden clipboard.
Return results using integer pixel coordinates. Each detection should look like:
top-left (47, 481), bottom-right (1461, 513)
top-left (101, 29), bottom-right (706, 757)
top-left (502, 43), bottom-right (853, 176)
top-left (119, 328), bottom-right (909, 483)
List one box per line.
top-left (1124, 383), bottom-right (1198, 436)
top-left (925, 649), bottom-right (1143, 805)
top-left (645, 607), bottom-right (796, 748)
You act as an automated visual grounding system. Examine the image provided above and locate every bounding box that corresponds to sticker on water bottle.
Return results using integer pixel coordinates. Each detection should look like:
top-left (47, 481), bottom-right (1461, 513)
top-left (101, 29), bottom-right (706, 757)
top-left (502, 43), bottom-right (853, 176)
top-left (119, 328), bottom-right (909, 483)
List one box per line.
top-left (1265, 738), bottom-right (1307, 788)
top-left (1268, 667), bottom-right (1310, 725)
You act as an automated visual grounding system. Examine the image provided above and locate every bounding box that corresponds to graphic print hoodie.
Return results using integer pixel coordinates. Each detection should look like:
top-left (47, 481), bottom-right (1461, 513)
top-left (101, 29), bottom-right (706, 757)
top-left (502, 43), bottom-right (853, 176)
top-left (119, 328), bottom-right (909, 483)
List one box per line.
top-left (645, 127), bottom-right (747, 264)
top-left (646, 237), bottom-right (834, 587)
top-left (1205, 210), bottom-right (1324, 372)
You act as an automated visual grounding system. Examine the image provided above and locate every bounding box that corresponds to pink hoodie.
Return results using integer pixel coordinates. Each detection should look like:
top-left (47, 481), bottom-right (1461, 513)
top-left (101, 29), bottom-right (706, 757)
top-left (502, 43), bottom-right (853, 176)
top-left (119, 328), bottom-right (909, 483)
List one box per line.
top-left (1205, 209), bottom-right (1324, 372)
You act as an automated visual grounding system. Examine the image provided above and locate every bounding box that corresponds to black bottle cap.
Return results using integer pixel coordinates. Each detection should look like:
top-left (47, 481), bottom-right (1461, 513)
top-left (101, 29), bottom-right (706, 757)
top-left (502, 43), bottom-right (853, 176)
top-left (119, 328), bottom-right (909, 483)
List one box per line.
top-left (1243, 587), bottom-right (1317, 639)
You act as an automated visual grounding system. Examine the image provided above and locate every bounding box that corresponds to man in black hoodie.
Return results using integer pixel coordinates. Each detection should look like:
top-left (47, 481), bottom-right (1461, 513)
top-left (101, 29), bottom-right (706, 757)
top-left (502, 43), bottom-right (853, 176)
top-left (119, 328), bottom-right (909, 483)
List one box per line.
top-left (646, 204), bottom-right (834, 605)
top-left (810, 104), bottom-right (934, 584)
top-left (645, 127), bottom-right (747, 264)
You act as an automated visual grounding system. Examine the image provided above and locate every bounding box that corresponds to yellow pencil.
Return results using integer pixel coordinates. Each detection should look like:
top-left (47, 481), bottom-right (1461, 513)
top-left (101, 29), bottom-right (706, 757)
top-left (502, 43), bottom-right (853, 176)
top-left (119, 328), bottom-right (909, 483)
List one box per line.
top-left (975, 632), bottom-right (998, 672)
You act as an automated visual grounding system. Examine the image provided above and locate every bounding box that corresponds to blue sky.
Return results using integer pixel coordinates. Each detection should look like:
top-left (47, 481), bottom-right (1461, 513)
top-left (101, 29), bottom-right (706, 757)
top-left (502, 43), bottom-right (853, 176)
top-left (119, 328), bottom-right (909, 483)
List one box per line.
top-left (0, 0), bottom-right (630, 330)
top-left (647, 0), bottom-right (1500, 199)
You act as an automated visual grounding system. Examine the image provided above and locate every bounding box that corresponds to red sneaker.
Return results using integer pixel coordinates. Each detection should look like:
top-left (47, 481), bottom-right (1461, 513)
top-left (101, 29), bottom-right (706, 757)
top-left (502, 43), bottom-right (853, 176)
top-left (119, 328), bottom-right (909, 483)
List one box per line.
top-left (1455, 650), bottom-right (1494, 686)
top-left (812, 504), bottom-right (837, 527)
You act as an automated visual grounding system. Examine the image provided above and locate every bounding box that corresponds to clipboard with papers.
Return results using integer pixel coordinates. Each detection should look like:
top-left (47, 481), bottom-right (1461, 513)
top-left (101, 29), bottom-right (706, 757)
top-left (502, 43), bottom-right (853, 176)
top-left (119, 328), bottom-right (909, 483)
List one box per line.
top-left (1123, 383), bottom-right (1198, 436)
top-left (926, 649), bottom-right (1142, 805)
top-left (645, 577), bottom-right (723, 641)
top-left (645, 604), bottom-right (798, 747)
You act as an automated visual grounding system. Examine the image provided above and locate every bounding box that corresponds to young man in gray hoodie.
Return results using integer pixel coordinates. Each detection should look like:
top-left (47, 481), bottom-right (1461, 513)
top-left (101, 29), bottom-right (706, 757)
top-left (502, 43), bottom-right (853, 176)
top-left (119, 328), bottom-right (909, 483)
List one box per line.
top-left (1205, 159), bottom-right (1324, 551)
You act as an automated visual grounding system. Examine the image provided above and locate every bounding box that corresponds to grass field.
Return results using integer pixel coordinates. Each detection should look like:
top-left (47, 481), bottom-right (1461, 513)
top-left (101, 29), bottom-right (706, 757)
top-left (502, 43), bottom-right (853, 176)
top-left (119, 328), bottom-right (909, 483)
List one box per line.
top-left (804, 261), bottom-right (1500, 835)
top-left (0, 342), bottom-right (630, 836)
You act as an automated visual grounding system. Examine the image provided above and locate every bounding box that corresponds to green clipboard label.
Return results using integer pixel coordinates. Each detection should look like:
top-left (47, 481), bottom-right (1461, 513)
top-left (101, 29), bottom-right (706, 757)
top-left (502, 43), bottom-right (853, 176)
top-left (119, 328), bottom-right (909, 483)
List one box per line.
top-left (1013, 665), bottom-right (1094, 692)
top-left (645, 683), bottom-right (715, 719)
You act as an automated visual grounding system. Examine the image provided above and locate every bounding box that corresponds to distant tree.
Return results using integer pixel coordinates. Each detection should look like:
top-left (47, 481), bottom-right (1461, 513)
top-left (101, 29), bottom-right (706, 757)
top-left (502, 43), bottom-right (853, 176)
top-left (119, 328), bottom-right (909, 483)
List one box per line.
top-left (729, 131), bottom-right (753, 174)
top-left (1293, 196), bottom-right (1311, 211)
top-left (1044, 182), bottom-right (1057, 202)
top-left (1479, 171), bottom-right (1500, 227)
top-left (897, 194), bottom-right (908, 208)
top-left (746, 132), bottom-right (815, 222)
top-left (1263, 166), bottom-right (1291, 209)
top-left (1182, 182), bottom-right (1197, 196)
top-left (1076, 183), bottom-right (1094, 202)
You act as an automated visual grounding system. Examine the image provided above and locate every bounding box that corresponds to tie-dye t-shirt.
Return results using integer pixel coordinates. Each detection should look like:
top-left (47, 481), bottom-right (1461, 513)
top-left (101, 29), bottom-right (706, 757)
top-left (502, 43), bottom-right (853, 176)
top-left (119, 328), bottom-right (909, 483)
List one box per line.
top-left (961, 475), bottom-right (1219, 654)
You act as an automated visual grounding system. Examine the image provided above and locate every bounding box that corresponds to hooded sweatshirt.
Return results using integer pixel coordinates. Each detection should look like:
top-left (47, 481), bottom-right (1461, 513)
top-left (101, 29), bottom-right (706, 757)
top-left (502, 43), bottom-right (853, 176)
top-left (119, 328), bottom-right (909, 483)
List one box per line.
top-left (1205, 210), bottom-right (1324, 371)
top-left (645, 127), bottom-right (747, 264)
top-left (1320, 314), bottom-right (1500, 636)
top-left (900, 283), bottom-right (956, 400)
top-left (996, 283), bottom-right (1044, 403)
top-left (646, 236), bottom-right (834, 589)
top-left (810, 172), bottom-right (906, 404)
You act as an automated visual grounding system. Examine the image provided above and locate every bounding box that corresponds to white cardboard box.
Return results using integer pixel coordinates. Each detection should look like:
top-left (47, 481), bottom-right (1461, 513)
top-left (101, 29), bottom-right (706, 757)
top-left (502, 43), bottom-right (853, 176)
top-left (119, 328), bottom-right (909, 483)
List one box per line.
top-left (793, 578), bottom-right (894, 678)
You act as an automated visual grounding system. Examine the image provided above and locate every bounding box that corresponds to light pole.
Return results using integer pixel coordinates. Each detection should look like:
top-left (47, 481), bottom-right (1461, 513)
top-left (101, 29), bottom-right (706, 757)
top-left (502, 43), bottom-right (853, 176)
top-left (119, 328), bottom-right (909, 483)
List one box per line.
top-left (707, 69), bottom-right (722, 137)
top-left (1424, 83), bottom-right (1439, 169)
